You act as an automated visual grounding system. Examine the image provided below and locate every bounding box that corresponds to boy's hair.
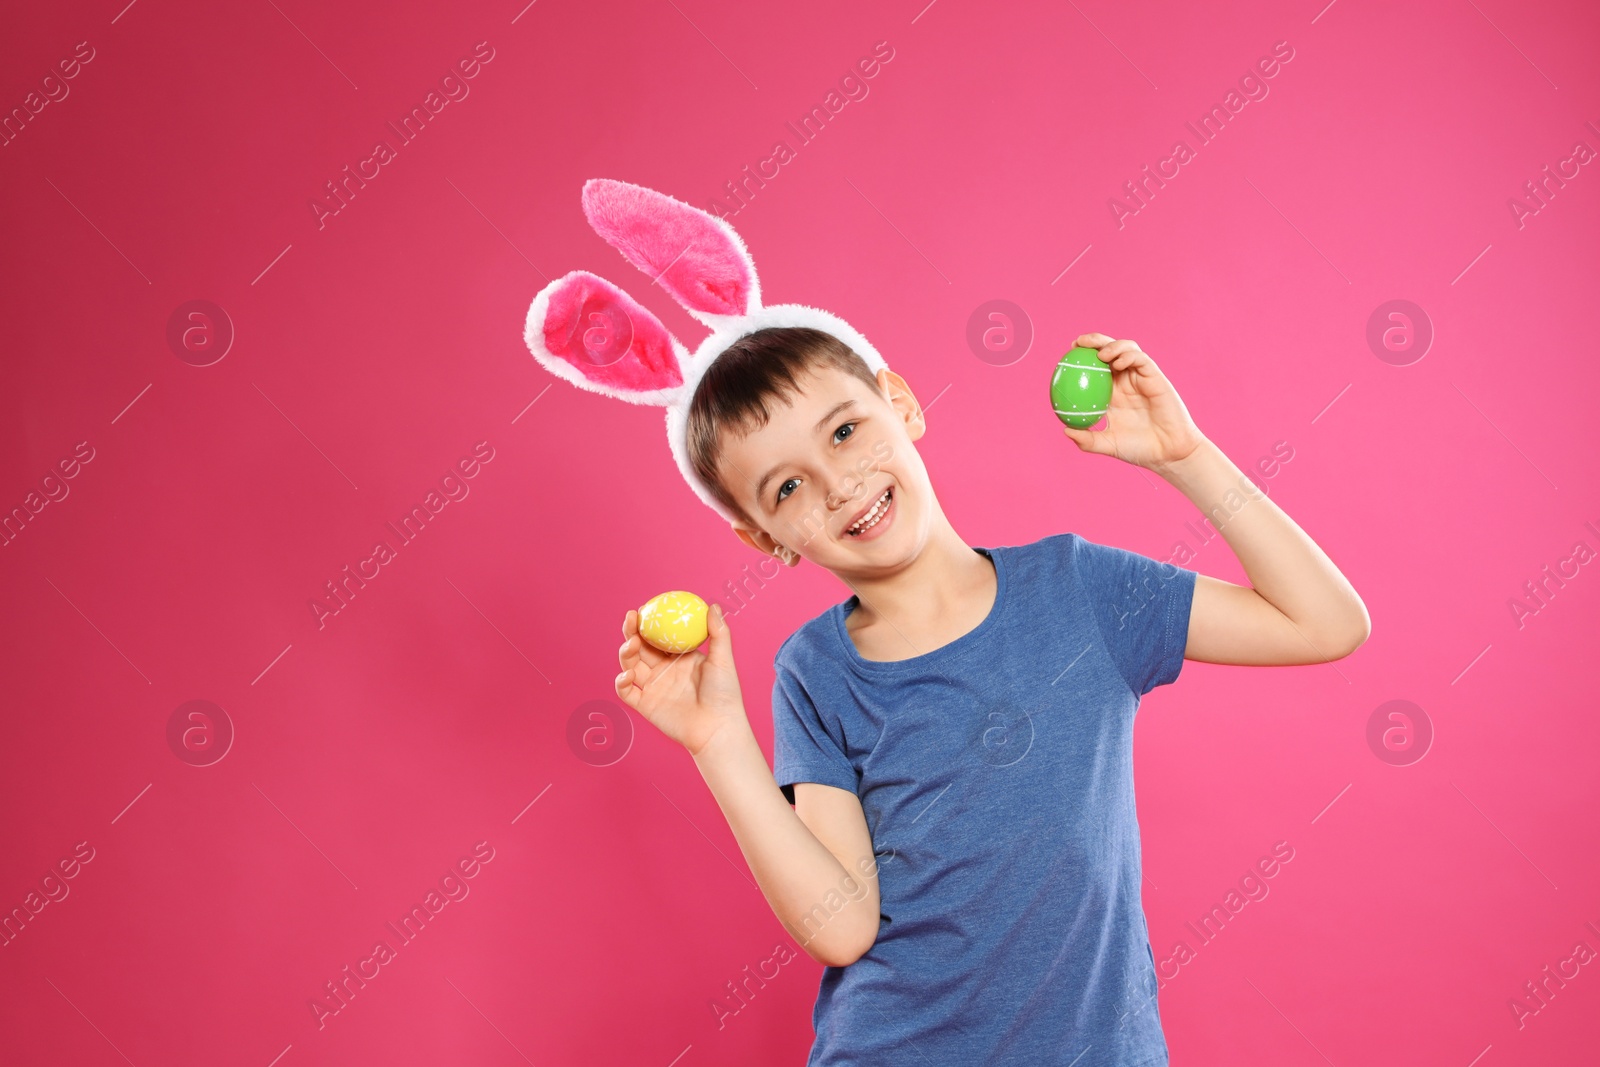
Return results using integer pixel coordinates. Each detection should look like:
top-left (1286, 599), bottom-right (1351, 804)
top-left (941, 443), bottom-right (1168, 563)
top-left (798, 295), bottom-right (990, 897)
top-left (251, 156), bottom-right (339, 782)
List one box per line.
top-left (687, 327), bottom-right (882, 525)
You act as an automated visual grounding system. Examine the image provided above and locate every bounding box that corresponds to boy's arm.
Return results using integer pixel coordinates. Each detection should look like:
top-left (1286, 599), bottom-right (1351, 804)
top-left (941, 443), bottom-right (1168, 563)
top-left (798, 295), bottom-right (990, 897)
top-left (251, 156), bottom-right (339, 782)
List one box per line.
top-left (1063, 333), bottom-right (1370, 666)
top-left (691, 727), bottom-right (881, 966)
top-left (1161, 439), bottom-right (1370, 664)
top-left (618, 605), bottom-right (880, 967)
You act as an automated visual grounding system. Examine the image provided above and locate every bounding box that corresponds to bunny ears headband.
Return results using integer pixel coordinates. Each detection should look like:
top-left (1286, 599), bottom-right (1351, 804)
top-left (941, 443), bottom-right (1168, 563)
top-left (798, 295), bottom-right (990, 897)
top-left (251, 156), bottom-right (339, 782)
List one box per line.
top-left (523, 179), bottom-right (890, 525)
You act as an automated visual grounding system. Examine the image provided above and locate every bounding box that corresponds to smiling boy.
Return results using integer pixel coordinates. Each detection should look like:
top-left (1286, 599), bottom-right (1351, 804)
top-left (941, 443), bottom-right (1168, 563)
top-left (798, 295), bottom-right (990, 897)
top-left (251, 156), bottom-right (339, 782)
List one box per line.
top-left (613, 325), bottom-right (1368, 1066)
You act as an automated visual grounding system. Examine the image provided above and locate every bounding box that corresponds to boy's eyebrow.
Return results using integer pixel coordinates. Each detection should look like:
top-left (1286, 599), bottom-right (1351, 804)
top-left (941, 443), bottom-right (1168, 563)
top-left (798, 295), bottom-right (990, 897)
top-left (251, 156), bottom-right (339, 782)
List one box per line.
top-left (754, 465), bottom-right (782, 505)
top-left (812, 399), bottom-right (858, 434)
top-left (753, 399), bottom-right (861, 503)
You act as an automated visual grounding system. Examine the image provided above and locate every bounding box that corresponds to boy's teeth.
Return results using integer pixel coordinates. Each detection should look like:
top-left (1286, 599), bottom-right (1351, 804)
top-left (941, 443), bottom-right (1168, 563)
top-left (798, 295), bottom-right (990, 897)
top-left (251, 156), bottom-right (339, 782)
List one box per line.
top-left (848, 488), bottom-right (891, 534)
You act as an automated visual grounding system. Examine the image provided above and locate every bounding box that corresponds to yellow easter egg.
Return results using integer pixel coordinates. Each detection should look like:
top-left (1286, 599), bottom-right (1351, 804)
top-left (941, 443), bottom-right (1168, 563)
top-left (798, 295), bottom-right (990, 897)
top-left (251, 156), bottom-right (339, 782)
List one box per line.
top-left (638, 591), bottom-right (710, 654)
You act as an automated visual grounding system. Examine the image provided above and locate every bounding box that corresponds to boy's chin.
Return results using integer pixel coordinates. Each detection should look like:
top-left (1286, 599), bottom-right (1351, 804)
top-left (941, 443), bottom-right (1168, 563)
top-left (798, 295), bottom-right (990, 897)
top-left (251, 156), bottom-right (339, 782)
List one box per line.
top-left (833, 522), bottom-right (920, 568)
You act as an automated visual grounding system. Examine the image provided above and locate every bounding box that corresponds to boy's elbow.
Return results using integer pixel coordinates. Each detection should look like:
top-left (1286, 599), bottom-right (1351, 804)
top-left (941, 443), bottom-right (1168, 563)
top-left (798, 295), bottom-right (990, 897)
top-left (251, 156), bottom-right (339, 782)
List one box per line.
top-left (807, 925), bottom-right (878, 968)
top-left (1351, 614), bottom-right (1372, 651)
top-left (1325, 606), bottom-right (1372, 660)
top-left (814, 940), bottom-right (871, 968)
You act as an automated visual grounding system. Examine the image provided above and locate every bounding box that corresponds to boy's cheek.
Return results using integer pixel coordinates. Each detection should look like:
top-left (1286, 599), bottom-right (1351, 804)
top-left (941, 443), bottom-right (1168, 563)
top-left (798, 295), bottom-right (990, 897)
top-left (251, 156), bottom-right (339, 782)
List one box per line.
top-left (856, 441), bottom-right (895, 478)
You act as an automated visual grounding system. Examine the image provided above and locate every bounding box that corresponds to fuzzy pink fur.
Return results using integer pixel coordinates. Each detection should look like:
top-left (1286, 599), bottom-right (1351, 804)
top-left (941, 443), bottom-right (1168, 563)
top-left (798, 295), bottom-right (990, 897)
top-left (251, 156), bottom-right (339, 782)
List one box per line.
top-left (582, 179), bottom-right (755, 320)
top-left (540, 271), bottom-right (682, 394)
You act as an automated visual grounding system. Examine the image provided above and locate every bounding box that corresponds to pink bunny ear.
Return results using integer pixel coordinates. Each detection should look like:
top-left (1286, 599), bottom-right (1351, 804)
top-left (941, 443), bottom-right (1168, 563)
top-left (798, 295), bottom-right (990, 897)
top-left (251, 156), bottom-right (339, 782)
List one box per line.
top-left (525, 271), bottom-right (687, 406)
top-left (582, 179), bottom-right (761, 325)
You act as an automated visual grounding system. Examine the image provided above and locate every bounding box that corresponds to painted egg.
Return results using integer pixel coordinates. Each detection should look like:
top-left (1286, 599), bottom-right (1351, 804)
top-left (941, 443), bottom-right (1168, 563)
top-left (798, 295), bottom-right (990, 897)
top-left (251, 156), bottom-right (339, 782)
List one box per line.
top-left (638, 590), bottom-right (709, 654)
top-left (1050, 346), bottom-right (1113, 429)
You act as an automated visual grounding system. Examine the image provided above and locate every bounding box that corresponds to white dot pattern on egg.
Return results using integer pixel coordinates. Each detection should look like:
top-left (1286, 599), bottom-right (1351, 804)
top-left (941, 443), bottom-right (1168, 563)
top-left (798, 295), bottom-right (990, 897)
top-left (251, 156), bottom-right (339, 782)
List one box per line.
top-left (639, 590), bottom-right (709, 654)
top-left (1050, 357), bottom-right (1112, 423)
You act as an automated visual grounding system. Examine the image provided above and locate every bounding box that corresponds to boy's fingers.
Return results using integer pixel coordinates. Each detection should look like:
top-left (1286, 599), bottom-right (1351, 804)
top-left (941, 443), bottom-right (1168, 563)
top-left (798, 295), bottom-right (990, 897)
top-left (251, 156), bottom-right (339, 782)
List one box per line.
top-left (635, 641), bottom-right (668, 670)
top-left (1096, 339), bottom-right (1141, 364)
top-left (1076, 332), bottom-right (1115, 348)
top-left (621, 619), bottom-right (668, 670)
top-left (614, 669), bottom-right (640, 708)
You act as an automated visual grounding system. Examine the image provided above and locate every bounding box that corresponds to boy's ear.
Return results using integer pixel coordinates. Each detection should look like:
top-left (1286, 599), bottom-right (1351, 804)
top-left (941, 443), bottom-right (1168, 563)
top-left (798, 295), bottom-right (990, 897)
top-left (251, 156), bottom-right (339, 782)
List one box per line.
top-left (731, 523), bottom-right (800, 567)
top-left (877, 368), bottom-right (925, 442)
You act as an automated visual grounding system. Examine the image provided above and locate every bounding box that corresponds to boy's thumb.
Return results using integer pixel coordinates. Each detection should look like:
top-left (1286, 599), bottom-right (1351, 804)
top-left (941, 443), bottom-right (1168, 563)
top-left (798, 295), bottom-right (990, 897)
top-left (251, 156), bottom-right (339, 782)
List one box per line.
top-left (1062, 425), bottom-right (1105, 454)
top-left (705, 602), bottom-right (734, 665)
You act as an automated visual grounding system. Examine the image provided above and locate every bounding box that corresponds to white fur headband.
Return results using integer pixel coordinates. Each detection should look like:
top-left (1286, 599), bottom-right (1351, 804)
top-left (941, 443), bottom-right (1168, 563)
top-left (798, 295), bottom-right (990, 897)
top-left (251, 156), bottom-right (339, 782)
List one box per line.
top-left (523, 179), bottom-right (890, 525)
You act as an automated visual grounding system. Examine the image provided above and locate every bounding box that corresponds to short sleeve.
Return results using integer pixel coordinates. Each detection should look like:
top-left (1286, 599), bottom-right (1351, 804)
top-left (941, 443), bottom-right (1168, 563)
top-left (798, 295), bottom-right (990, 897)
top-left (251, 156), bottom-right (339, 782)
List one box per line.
top-left (770, 661), bottom-right (858, 805)
top-left (1070, 533), bottom-right (1197, 696)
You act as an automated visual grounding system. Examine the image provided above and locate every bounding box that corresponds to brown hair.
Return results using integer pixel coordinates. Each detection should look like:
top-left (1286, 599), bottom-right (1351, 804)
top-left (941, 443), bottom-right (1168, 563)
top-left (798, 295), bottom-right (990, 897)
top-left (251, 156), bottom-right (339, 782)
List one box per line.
top-left (686, 327), bottom-right (882, 524)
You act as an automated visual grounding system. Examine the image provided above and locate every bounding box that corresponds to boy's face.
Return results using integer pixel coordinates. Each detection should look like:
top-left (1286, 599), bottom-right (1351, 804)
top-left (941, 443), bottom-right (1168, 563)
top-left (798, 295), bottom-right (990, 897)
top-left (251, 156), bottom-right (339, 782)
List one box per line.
top-left (718, 364), bottom-right (932, 579)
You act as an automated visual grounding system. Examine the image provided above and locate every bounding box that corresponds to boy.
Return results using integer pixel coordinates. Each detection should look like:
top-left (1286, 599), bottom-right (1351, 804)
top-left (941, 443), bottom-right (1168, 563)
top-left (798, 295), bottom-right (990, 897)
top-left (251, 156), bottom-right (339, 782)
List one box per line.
top-left (613, 325), bottom-right (1369, 1065)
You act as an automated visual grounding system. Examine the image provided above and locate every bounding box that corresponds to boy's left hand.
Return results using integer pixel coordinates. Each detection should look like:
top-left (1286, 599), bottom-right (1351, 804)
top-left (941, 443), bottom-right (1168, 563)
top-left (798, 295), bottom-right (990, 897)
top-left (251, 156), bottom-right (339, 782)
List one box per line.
top-left (1061, 333), bottom-right (1206, 474)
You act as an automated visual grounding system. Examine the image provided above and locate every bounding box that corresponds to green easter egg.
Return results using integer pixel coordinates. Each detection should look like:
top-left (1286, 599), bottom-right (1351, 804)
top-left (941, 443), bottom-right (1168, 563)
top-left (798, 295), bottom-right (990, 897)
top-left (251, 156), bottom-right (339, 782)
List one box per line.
top-left (1050, 346), bottom-right (1112, 428)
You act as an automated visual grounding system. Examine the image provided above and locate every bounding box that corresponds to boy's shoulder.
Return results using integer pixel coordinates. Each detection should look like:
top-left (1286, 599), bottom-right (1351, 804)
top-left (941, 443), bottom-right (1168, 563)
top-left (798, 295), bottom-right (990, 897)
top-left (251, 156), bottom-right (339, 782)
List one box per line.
top-left (992, 530), bottom-right (1085, 579)
top-left (770, 532), bottom-right (1086, 672)
top-left (1007, 529), bottom-right (1082, 560)
top-left (772, 597), bottom-right (843, 674)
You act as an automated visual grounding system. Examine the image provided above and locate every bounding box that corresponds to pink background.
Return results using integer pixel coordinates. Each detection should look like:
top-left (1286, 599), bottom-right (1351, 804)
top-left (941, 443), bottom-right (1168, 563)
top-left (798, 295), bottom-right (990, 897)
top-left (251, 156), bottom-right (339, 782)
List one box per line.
top-left (2, 0), bottom-right (1597, 1064)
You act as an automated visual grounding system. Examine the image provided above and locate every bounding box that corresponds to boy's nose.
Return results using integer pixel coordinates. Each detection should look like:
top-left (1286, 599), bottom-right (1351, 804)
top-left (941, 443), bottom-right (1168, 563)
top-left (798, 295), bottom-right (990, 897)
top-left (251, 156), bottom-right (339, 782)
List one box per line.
top-left (827, 467), bottom-right (870, 508)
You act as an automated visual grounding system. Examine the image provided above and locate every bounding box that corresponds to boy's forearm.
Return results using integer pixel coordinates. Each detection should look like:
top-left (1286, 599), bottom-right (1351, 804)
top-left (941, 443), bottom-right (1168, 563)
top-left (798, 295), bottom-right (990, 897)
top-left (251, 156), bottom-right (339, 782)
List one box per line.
top-left (690, 722), bottom-right (878, 964)
top-left (1155, 438), bottom-right (1369, 647)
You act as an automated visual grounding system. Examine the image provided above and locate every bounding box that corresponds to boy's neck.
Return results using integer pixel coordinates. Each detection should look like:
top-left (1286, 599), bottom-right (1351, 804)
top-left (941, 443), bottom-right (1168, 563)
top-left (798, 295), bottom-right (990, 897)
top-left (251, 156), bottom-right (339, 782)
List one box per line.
top-left (838, 513), bottom-right (997, 662)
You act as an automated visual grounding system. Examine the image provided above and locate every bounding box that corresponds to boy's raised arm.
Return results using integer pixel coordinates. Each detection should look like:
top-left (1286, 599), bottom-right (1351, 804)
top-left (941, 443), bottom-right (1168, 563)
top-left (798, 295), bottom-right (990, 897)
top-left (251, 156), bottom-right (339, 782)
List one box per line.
top-left (618, 605), bottom-right (881, 966)
top-left (1062, 333), bottom-right (1371, 667)
top-left (1162, 439), bottom-right (1370, 665)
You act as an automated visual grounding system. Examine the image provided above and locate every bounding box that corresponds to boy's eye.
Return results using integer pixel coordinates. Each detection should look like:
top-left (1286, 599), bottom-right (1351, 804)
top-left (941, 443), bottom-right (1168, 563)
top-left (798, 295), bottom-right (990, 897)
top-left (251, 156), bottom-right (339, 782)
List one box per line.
top-left (773, 424), bottom-right (856, 504)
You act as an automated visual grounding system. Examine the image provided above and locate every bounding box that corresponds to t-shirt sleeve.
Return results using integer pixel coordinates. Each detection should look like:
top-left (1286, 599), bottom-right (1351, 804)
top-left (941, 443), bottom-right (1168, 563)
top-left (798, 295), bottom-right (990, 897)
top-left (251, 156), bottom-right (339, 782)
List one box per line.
top-left (770, 660), bottom-right (858, 805)
top-left (1070, 532), bottom-right (1198, 696)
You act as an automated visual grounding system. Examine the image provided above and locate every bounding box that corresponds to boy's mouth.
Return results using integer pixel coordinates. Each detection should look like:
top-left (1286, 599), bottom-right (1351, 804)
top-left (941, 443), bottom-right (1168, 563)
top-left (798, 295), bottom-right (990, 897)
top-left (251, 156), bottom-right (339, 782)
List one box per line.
top-left (843, 486), bottom-right (894, 539)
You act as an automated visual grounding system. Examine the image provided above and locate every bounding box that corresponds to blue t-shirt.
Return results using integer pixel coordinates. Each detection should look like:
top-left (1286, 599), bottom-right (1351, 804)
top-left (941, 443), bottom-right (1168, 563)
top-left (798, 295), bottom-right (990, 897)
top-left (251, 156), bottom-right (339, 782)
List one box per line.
top-left (771, 532), bottom-right (1197, 1067)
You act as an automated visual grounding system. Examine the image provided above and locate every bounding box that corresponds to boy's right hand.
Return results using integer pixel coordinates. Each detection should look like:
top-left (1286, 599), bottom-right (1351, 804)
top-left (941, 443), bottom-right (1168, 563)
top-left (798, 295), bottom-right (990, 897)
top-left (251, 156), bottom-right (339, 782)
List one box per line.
top-left (616, 602), bottom-right (749, 756)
